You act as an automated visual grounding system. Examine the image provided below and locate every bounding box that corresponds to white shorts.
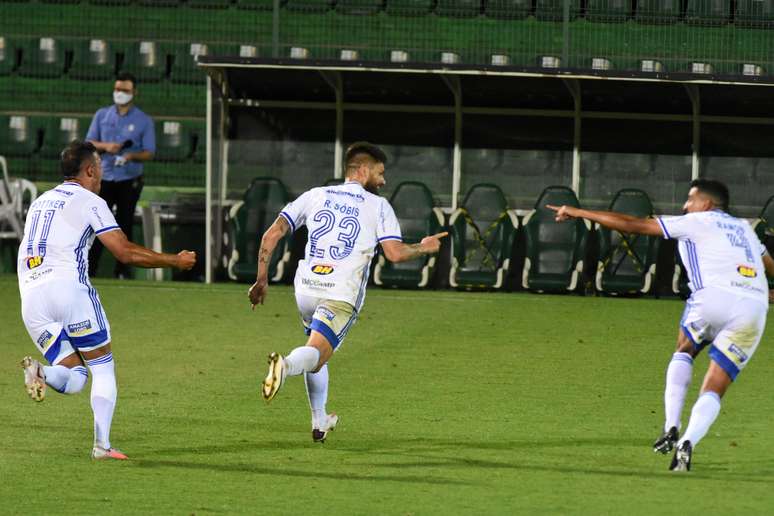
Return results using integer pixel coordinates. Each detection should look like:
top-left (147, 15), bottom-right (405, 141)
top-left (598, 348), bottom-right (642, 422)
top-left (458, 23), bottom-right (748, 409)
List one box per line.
top-left (296, 293), bottom-right (357, 351)
top-left (21, 279), bottom-right (111, 365)
top-left (680, 287), bottom-right (768, 381)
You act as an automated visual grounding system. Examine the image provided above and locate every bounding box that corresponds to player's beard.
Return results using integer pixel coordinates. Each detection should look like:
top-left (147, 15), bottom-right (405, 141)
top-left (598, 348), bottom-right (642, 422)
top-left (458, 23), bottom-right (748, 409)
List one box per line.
top-left (364, 181), bottom-right (380, 195)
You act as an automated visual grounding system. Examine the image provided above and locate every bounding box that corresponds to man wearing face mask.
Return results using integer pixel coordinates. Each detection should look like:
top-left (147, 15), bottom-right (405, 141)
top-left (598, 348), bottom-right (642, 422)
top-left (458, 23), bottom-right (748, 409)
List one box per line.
top-left (86, 72), bottom-right (155, 279)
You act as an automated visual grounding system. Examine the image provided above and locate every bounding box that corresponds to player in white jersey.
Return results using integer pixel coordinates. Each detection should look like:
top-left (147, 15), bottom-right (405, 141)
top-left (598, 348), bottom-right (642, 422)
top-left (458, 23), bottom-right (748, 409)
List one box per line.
top-left (18, 141), bottom-right (196, 460)
top-left (548, 179), bottom-right (774, 471)
top-left (248, 142), bottom-right (447, 441)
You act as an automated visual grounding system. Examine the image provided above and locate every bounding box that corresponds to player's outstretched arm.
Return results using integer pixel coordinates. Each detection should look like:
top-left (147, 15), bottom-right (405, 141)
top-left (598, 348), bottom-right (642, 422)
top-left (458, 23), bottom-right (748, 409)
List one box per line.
top-left (380, 232), bottom-right (448, 263)
top-left (248, 216), bottom-right (290, 309)
top-left (98, 229), bottom-right (196, 270)
top-left (546, 204), bottom-right (663, 236)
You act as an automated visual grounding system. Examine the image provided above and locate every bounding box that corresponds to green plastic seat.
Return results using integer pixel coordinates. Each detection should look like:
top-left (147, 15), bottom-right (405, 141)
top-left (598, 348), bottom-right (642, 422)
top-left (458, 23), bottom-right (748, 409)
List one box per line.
top-left (485, 0), bottom-right (531, 19)
top-left (137, 0), bottom-right (181, 6)
top-left (0, 37), bottom-right (15, 76)
top-left (323, 178), bottom-right (344, 186)
top-left (449, 183), bottom-right (518, 290)
top-left (190, 121), bottom-right (206, 163)
top-left (87, 1), bottom-right (133, 5)
top-left (735, 0), bottom-right (774, 26)
top-left (120, 41), bottom-right (166, 83)
top-left (39, 116), bottom-right (89, 159)
top-left (336, 0), bottom-right (383, 14)
top-left (385, 0), bottom-right (435, 16)
top-left (236, 0), bottom-right (275, 8)
top-left (635, 0), bottom-right (681, 23)
top-left (169, 43), bottom-right (211, 84)
top-left (374, 181), bottom-right (445, 289)
top-left (436, 0), bottom-right (482, 17)
top-left (225, 177), bottom-right (292, 282)
top-left (672, 249), bottom-right (691, 298)
top-left (685, 0), bottom-right (731, 25)
top-left (18, 37), bottom-right (66, 79)
top-left (188, 0), bottom-right (234, 7)
top-left (286, 0), bottom-right (333, 12)
top-left (154, 120), bottom-right (194, 162)
top-left (0, 115), bottom-right (39, 158)
top-left (522, 186), bottom-right (590, 292)
top-left (535, 0), bottom-right (580, 21)
top-left (585, 0), bottom-right (629, 22)
top-left (595, 189), bottom-right (660, 295)
top-left (69, 39), bottom-right (116, 81)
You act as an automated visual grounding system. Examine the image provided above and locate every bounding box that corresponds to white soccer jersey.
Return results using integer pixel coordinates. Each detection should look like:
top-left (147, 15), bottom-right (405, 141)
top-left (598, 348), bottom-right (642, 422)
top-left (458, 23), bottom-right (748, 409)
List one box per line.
top-left (279, 181), bottom-right (402, 310)
top-left (658, 210), bottom-right (769, 304)
top-left (17, 181), bottom-right (120, 294)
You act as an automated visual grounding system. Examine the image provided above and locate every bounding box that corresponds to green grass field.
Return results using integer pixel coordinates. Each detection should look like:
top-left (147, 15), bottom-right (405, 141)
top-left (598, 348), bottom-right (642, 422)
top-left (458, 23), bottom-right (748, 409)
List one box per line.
top-left (1, 274), bottom-right (773, 515)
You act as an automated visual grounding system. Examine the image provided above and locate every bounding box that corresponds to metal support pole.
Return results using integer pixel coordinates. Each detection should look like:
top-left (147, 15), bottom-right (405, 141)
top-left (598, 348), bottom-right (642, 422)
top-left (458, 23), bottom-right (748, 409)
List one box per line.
top-left (320, 71), bottom-right (344, 178)
top-left (562, 79), bottom-right (581, 195)
top-left (685, 85), bottom-right (701, 180)
top-left (442, 75), bottom-right (462, 210)
top-left (562, 0), bottom-right (570, 66)
top-left (272, 0), bottom-right (280, 58)
top-left (205, 75), bottom-right (213, 284)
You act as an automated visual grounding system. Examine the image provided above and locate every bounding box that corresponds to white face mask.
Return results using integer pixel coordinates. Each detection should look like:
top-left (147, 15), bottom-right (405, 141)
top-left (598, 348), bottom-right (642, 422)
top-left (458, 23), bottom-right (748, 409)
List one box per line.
top-left (113, 91), bottom-right (133, 106)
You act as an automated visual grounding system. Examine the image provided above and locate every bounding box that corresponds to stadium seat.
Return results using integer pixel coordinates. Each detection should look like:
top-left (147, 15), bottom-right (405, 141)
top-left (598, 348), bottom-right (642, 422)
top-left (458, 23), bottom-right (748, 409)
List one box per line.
top-left (285, 0), bottom-right (333, 12)
top-left (154, 120), bottom-right (194, 162)
top-left (484, 0), bottom-right (532, 19)
top-left (752, 195), bottom-right (774, 289)
top-left (0, 115), bottom-right (39, 158)
top-left (120, 41), bottom-right (166, 83)
top-left (685, 0), bottom-right (731, 25)
top-left (17, 37), bottom-right (66, 79)
top-left (522, 186), bottom-right (590, 292)
top-left (224, 177), bottom-right (292, 282)
top-left (595, 189), bottom-right (660, 295)
top-left (635, 0), bottom-right (681, 23)
top-left (736, 0), bottom-right (774, 26)
top-left (585, 0), bottom-right (630, 22)
top-left (449, 183), bottom-right (518, 290)
top-left (68, 39), bottom-right (117, 81)
top-left (672, 249), bottom-right (691, 297)
top-left (137, 0), bottom-right (182, 6)
top-left (385, 0), bottom-right (435, 16)
top-left (323, 177), bottom-right (344, 185)
top-left (189, 121), bottom-right (206, 163)
top-left (87, 1), bottom-right (133, 5)
top-left (374, 181), bottom-right (445, 289)
top-left (235, 0), bottom-right (275, 8)
top-left (336, 0), bottom-right (383, 14)
top-left (169, 43), bottom-right (210, 84)
top-left (534, 0), bottom-right (580, 21)
top-left (0, 37), bottom-right (15, 76)
top-left (436, 0), bottom-right (482, 17)
top-left (188, 0), bottom-right (234, 7)
top-left (39, 116), bottom-right (85, 159)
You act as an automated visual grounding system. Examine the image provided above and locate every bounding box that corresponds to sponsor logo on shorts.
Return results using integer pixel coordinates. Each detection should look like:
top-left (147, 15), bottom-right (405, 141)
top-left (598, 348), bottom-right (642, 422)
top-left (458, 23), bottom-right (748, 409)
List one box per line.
top-left (26, 256), bottom-right (44, 269)
top-left (301, 277), bottom-right (336, 289)
top-left (311, 264), bottom-right (335, 275)
top-left (317, 307), bottom-right (336, 321)
top-left (67, 320), bottom-right (92, 336)
top-left (728, 343), bottom-right (748, 363)
top-left (737, 265), bottom-right (757, 278)
top-left (36, 330), bottom-right (53, 348)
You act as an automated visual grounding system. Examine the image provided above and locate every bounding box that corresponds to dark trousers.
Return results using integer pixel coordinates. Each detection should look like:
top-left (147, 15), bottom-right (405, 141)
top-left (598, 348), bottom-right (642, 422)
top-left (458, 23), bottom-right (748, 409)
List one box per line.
top-left (89, 176), bottom-right (144, 278)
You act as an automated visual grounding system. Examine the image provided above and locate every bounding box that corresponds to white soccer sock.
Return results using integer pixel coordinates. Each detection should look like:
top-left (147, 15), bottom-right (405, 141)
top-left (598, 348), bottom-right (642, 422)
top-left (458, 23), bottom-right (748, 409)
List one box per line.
top-left (43, 365), bottom-right (89, 394)
top-left (664, 352), bottom-right (693, 432)
top-left (679, 391), bottom-right (721, 448)
top-left (87, 353), bottom-right (117, 450)
top-left (284, 346), bottom-right (321, 377)
top-left (305, 363), bottom-right (329, 429)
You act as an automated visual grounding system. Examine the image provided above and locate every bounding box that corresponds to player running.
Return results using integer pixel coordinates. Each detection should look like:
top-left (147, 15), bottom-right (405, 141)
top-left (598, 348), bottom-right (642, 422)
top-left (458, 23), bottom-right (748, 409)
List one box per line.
top-left (249, 142), bottom-right (446, 442)
top-left (18, 140), bottom-right (196, 460)
top-left (548, 179), bottom-right (774, 471)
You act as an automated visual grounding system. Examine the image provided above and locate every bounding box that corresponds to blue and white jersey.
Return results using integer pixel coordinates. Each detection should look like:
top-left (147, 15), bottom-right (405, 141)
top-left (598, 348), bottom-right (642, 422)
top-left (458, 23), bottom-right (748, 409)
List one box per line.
top-left (280, 180), bottom-right (402, 310)
top-left (658, 210), bottom-right (769, 305)
top-left (17, 181), bottom-right (120, 294)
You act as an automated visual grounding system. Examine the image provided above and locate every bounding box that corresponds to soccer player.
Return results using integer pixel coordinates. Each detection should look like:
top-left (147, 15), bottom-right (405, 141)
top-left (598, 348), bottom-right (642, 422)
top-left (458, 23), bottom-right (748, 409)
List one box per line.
top-left (248, 142), bottom-right (447, 442)
top-left (18, 140), bottom-right (196, 460)
top-left (548, 179), bottom-right (774, 471)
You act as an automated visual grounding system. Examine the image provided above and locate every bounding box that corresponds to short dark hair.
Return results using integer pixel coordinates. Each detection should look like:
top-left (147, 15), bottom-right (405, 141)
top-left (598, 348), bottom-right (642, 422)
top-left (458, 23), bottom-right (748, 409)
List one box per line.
top-left (344, 141), bottom-right (387, 169)
top-left (60, 140), bottom-right (98, 178)
top-left (116, 72), bottom-right (137, 87)
top-left (690, 179), bottom-right (730, 211)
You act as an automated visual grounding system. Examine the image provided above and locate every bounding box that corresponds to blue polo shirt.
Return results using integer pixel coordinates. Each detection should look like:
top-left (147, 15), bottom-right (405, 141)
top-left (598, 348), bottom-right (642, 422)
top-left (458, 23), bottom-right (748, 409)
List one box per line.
top-left (86, 105), bottom-right (156, 182)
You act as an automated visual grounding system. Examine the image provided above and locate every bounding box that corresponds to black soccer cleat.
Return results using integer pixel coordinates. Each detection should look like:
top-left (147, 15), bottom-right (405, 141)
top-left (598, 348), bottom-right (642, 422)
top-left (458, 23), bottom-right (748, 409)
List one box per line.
top-left (669, 440), bottom-right (692, 472)
top-left (653, 426), bottom-right (679, 454)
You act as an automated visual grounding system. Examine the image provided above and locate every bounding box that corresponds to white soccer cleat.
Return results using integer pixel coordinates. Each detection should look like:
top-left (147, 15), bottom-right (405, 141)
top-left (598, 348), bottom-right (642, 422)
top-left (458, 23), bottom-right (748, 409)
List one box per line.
top-left (312, 413), bottom-right (339, 443)
top-left (20, 356), bottom-right (46, 402)
top-left (261, 352), bottom-right (286, 402)
top-left (91, 446), bottom-right (128, 460)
